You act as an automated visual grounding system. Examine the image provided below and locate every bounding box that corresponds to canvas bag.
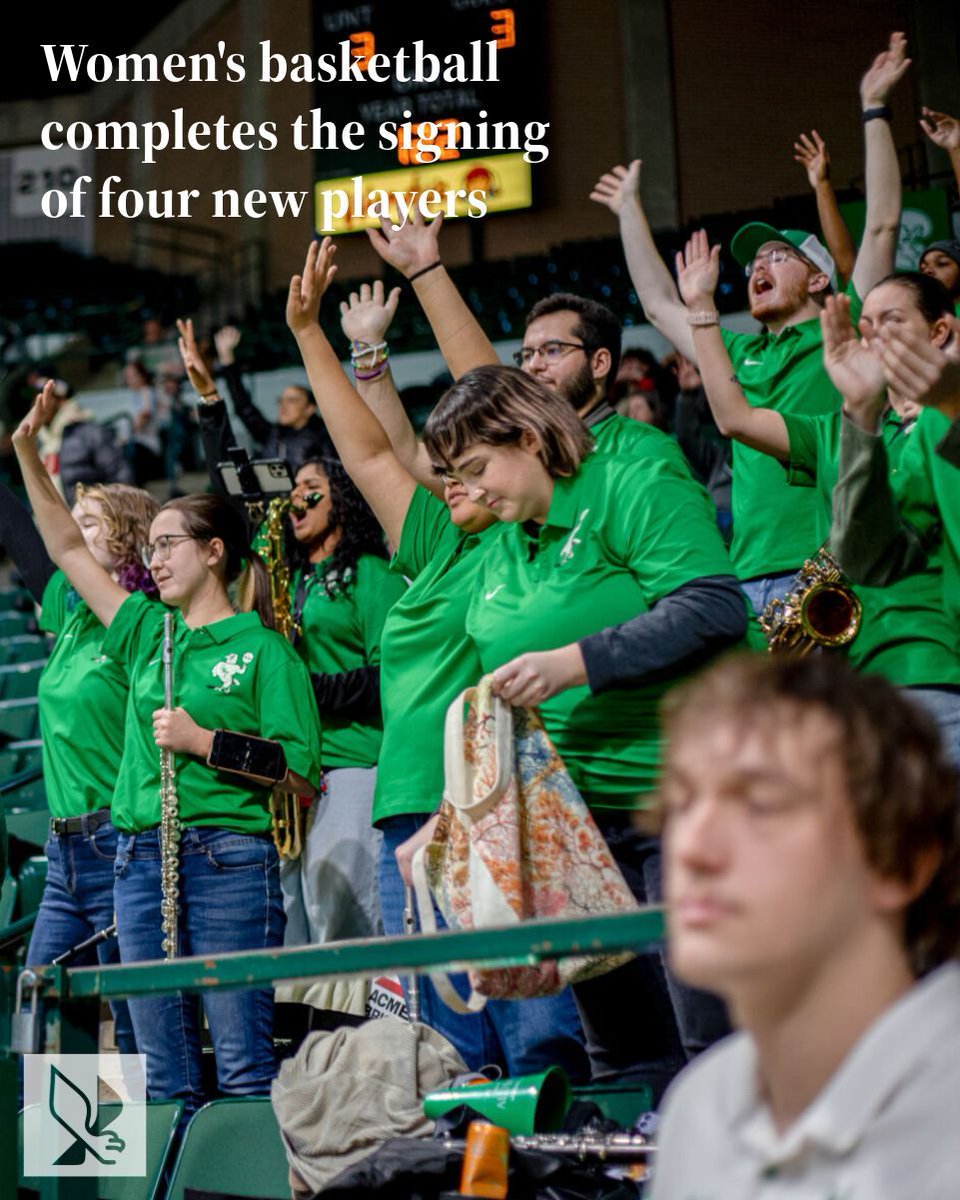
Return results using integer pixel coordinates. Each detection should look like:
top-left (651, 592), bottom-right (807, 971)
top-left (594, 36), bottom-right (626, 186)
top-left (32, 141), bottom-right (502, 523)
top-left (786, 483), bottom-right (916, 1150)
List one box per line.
top-left (411, 676), bottom-right (638, 1013)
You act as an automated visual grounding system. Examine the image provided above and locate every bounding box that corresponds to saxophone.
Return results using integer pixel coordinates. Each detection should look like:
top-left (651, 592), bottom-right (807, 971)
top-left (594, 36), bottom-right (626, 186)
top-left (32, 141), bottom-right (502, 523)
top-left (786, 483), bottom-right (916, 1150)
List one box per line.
top-left (160, 612), bottom-right (182, 958)
top-left (759, 543), bottom-right (862, 656)
top-left (262, 496), bottom-right (303, 860)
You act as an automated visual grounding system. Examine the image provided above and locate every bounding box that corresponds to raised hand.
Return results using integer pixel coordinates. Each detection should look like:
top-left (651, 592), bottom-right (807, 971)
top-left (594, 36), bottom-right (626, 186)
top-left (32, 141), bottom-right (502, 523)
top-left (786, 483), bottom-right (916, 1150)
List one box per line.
top-left (366, 206), bottom-right (442, 278)
top-left (214, 325), bottom-right (242, 366)
top-left (875, 318), bottom-right (960, 419)
top-left (286, 238), bottom-right (338, 335)
top-left (339, 280), bottom-right (402, 346)
top-left (675, 229), bottom-right (720, 311)
top-left (860, 31), bottom-right (911, 108)
top-left (12, 380), bottom-right (57, 443)
top-left (794, 130), bottom-right (831, 188)
top-left (821, 295), bottom-right (886, 411)
top-left (919, 107), bottom-right (960, 152)
top-left (176, 318), bottom-right (216, 397)
top-left (589, 160), bottom-right (641, 216)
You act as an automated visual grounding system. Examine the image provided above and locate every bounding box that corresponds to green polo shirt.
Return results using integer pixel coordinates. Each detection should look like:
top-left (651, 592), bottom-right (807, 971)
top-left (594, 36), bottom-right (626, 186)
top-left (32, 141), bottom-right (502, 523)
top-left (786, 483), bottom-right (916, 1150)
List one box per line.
top-left (782, 410), bottom-right (960, 687)
top-left (591, 408), bottom-right (696, 475)
top-left (465, 453), bottom-right (743, 805)
top-left (375, 486), bottom-right (496, 824)
top-left (721, 290), bottom-right (861, 581)
top-left (37, 571), bottom-right (130, 819)
top-left (293, 553), bottom-right (406, 769)
top-left (103, 592), bottom-right (322, 834)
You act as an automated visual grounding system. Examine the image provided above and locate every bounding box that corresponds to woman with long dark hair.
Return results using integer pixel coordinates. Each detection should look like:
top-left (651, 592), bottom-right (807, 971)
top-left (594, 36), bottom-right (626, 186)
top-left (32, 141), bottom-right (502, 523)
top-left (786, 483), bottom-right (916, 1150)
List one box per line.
top-left (281, 452), bottom-right (406, 945)
top-left (12, 386), bottom-right (322, 1120)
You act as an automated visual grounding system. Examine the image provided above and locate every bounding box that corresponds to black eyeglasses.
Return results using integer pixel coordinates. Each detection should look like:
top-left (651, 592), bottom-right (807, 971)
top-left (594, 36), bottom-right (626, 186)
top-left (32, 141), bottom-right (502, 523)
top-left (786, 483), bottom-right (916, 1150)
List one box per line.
top-left (513, 340), bottom-right (589, 368)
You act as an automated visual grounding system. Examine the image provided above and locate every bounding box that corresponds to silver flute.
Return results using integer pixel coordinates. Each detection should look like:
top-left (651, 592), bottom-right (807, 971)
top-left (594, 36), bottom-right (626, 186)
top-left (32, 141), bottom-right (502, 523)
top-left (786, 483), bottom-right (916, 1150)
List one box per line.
top-left (159, 613), bottom-right (182, 958)
top-left (511, 1131), bottom-right (656, 1160)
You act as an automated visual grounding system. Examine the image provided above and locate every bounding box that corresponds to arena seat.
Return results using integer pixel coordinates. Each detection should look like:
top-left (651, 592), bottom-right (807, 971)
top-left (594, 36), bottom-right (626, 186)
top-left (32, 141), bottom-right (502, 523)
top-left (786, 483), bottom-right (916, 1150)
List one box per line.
top-left (165, 1097), bottom-right (290, 1200)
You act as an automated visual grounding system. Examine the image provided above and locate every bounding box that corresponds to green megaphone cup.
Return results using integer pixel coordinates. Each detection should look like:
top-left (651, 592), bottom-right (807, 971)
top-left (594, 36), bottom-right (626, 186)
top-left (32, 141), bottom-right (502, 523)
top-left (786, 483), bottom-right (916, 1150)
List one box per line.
top-left (423, 1066), bottom-right (572, 1135)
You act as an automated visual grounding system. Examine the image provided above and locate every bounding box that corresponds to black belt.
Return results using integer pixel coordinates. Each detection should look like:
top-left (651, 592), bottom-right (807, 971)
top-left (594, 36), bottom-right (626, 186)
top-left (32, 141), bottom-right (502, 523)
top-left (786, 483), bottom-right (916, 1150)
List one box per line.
top-left (50, 807), bottom-right (112, 837)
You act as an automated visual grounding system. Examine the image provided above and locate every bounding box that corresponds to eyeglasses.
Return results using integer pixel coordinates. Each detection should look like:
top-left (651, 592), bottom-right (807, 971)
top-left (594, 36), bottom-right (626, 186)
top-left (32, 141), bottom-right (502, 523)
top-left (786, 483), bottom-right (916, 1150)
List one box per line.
top-left (744, 248), bottom-right (803, 278)
top-left (513, 340), bottom-right (588, 368)
top-left (141, 534), bottom-right (196, 568)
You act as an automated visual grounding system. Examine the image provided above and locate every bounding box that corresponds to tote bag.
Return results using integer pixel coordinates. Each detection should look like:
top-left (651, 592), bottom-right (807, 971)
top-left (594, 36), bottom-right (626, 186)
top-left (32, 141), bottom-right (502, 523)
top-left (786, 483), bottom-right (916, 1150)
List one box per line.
top-left (411, 676), bottom-right (638, 1013)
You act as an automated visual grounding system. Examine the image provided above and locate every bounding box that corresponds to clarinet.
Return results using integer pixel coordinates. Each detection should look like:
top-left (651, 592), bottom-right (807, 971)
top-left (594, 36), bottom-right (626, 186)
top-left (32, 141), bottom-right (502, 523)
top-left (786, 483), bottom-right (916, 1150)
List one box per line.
top-left (159, 612), bottom-right (182, 959)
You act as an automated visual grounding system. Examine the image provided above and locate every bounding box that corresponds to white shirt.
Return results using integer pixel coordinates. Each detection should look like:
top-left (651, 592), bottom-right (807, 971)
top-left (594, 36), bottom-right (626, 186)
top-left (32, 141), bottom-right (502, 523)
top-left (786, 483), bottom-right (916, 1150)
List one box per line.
top-left (650, 962), bottom-right (960, 1199)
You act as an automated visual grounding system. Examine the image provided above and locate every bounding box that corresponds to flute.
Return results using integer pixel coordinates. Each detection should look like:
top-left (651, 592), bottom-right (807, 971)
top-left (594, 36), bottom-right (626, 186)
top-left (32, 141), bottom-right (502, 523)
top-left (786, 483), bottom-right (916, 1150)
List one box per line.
top-left (159, 612), bottom-right (182, 958)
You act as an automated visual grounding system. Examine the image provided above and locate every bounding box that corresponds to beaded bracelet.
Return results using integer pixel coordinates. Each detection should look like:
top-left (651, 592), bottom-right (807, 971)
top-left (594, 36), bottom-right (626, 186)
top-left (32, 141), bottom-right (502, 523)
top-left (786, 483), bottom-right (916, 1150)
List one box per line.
top-left (350, 339), bottom-right (388, 363)
top-left (354, 360), bottom-right (390, 382)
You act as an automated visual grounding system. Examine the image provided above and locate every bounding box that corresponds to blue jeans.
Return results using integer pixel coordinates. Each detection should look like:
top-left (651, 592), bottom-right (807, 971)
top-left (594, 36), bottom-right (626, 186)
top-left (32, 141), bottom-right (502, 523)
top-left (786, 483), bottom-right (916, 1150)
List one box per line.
top-left (908, 686), bottom-right (960, 769)
top-left (114, 827), bottom-right (284, 1120)
top-left (26, 816), bottom-right (135, 1054)
top-left (740, 571), bottom-right (797, 617)
top-left (379, 815), bottom-right (589, 1082)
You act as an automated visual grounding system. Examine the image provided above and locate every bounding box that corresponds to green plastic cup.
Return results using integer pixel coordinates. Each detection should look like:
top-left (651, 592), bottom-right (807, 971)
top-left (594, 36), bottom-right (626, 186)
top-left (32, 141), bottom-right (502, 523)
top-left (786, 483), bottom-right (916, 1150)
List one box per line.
top-left (423, 1066), bottom-right (572, 1134)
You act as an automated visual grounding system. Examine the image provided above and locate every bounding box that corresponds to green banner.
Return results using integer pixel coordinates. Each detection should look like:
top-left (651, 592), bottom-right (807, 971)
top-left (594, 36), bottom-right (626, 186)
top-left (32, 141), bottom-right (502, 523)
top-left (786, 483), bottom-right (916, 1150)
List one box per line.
top-left (839, 187), bottom-right (951, 270)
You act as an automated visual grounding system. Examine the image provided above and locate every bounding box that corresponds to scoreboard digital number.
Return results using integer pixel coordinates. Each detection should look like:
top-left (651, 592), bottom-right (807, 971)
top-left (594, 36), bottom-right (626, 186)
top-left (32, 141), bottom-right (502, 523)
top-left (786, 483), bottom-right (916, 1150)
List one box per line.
top-left (312, 0), bottom-right (545, 234)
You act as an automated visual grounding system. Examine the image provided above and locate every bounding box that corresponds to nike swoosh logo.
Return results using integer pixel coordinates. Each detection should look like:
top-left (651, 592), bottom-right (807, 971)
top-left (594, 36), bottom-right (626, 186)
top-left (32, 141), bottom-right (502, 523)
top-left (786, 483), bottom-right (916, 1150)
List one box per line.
top-left (743, 358), bottom-right (763, 366)
top-left (148, 657), bottom-right (161, 666)
top-left (485, 585), bottom-right (506, 600)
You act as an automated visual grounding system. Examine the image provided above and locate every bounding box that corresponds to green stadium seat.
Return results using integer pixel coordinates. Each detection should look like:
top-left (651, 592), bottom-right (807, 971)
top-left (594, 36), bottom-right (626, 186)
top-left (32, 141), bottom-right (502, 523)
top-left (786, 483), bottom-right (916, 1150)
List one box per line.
top-left (0, 701), bottom-right (38, 741)
top-left (19, 1100), bottom-right (184, 1200)
top-left (0, 663), bottom-right (44, 701)
top-left (166, 1098), bottom-right (290, 1200)
top-left (0, 870), bottom-right (16, 928)
top-left (16, 857), bottom-right (47, 919)
top-left (0, 613), bottom-right (34, 639)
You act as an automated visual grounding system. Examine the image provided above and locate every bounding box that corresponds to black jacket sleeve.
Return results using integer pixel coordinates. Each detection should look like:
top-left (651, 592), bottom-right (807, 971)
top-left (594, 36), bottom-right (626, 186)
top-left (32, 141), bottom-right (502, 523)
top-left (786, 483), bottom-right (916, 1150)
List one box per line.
top-left (221, 362), bottom-right (273, 447)
top-left (196, 399), bottom-right (240, 495)
top-left (579, 575), bottom-right (748, 693)
top-left (311, 666), bottom-right (381, 722)
top-left (0, 484), bottom-right (56, 603)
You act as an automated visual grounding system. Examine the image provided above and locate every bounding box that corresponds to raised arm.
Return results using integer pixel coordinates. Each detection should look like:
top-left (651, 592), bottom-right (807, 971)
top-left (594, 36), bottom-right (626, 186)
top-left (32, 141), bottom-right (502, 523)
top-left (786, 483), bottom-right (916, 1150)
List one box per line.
top-left (794, 131), bottom-right (856, 287)
top-left (677, 231), bottom-right (790, 459)
top-left (177, 318), bottom-right (243, 497)
top-left (11, 383), bottom-right (128, 628)
top-left (851, 32), bottom-right (910, 298)
top-left (919, 107), bottom-right (960, 195)
top-left (213, 325), bottom-right (273, 447)
top-left (590, 160), bottom-right (697, 361)
top-left (366, 210), bottom-right (499, 378)
top-left (287, 239), bottom-right (416, 549)
top-left (338, 281), bottom-right (441, 498)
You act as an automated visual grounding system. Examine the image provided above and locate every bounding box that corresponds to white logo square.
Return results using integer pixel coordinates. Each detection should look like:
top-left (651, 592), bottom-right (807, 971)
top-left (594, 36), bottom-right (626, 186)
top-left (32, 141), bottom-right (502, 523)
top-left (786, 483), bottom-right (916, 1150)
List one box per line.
top-left (22, 1054), bottom-right (147, 1178)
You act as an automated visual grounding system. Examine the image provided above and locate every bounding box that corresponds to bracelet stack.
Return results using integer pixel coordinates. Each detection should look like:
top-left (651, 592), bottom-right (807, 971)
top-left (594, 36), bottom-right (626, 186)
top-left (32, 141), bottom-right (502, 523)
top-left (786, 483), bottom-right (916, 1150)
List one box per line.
top-left (351, 339), bottom-right (390, 382)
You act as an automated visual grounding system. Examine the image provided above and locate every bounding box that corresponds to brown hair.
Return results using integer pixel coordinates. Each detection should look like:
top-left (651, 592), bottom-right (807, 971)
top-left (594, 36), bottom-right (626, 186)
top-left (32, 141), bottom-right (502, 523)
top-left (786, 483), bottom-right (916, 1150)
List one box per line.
top-left (75, 482), bottom-right (160, 590)
top-left (161, 494), bottom-right (274, 628)
top-left (423, 366), bottom-right (593, 477)
top-left (660, 653), bottom-right (960, 976)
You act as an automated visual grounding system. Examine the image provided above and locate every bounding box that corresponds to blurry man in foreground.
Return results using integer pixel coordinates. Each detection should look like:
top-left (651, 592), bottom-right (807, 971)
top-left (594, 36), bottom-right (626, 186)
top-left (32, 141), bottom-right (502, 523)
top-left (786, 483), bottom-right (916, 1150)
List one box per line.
top-left (651, 654), bottom-right (960, 1199)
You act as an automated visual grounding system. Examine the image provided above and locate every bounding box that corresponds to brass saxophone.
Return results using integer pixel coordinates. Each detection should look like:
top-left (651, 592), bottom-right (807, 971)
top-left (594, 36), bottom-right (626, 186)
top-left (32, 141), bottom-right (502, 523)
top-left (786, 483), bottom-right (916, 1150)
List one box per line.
top-left (160, 612), bottom-right (181, 958)
top-left (759, 543), bottom-right (862, 656)
top-left (262, 497), bottom-right (303, 860)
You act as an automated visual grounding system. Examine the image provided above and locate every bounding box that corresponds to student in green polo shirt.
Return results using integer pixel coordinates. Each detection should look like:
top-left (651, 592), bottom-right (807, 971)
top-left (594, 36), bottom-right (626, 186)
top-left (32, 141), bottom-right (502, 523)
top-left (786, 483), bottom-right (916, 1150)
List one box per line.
top-left (281, 455), bottom-right (406, 947)
top-left (421, 362), bottom-right (750, 1097)
top-left (286, 236), bottom-right (591, 1082)
top-left (0, 480), bottom-right (158, 1055)
top-left (590, 32), bottom-right (910, 612)
top-left (12, 386), bottom-right (322, 1121)
top-left (677, 236), bottom-right (960, 763)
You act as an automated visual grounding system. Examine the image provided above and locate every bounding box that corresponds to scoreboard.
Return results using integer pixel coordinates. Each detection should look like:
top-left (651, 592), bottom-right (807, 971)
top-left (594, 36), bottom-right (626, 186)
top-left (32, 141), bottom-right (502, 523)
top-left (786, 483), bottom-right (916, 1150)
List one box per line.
top-left (311, 0), bottom-right (546, 233)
